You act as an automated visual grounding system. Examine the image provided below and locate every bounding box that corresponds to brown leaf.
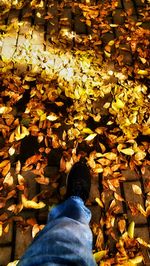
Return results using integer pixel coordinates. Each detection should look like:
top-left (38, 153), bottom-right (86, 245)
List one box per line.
top-left (128, 202), bottom-right (139, 216)
top-left (25, 154), bottom-right (42, 166)
top-left (16, 160), bottom-right (21, 174)
top-left (114, 192), bottom-right (124, 202)
top-left (35, 176), bottom-right (49, 185)
top-left (2, 162), bottom-right (11, 176)
top-left (118, 219), bottom-right (126, 234)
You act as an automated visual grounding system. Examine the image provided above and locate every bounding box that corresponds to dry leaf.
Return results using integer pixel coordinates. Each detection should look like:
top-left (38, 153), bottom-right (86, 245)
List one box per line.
top-left (136, 238), bottom-right (150, 248)
top-left (118, 219), bottom-right (126, 234)
top-left (85, 133), bottom-right (97, 141)
top-left (17, 174), bottom-right (25, 186)
top-left (104, 152), bottom-right (117, 160)
top-left (137, 204), bottom-right (147, 217)
top-left (2, 162), bottom-right (11, 176)
top-left (16, 161), bottom-right (21, 174)
top-left (0, 160), bottom-right (9, 169)
top-left (0, 222), bottom-right (3, 237)
top-left (128, 221), bottom-right (135, 239)
top-left (3, 172), bottom-right (13, 186)
top-left (22, 195), bottom-right (46, 209)
top-left (7, 260), bottom-right (20, 266)
top-left (15, 125), bottom-right (29, 141)
top-left (95, 197), bottom-right (104, 208)
top-left (25, 154), bottom-right (42, 166)
top-left (132, 184), bottom-right (142, 195)
top-left (47, 113), bottom-right (59, 121)
top-left (114, 192), bottom-right (124, 202)
top-left (93, 250), bottom-right (107, 263)
top-left (35, 176), bottom-right (49, 185)
top-left (120, 148), bottom-right (134, 156)
top-left (32, 224), bottom-right (40, 238)
top-left (128, 256), bottom-right (143, 264)
top-left (137, 69), bottom-right (148, 75)
top-left (82, 128), bottom-right (94, 134)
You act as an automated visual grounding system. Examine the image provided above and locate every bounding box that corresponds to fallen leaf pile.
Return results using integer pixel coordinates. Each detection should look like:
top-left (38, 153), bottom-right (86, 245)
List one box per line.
top-left (0, 0), bottom-right (150, 265)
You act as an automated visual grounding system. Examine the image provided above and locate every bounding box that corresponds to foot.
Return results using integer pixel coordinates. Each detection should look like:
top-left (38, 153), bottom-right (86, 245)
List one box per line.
top-left (66, 161), bottom-right (91, 202)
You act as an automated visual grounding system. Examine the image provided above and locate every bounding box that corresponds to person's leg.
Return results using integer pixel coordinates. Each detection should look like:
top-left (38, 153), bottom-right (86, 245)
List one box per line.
top-left (18, 161), bottom-right (97, 266)
top-left (18, 196), bottom-right (96, 266)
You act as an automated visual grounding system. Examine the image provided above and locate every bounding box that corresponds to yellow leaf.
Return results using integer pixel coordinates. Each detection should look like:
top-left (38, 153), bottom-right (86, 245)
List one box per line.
top-left (94, 167), bottom-right (103, 173)
top-left (108, 40), bottom-right (114, 46)
top-left (7, 260), bottom-right (20, 266)
top-left (95, 197), bottom-right (104, 208)
top-left (24, 76), bottom-right (36, 81)
top-left (0, 222), bottom-right (2, 237)
top-left (22, 195), bottom-right (46, 209)
top-left (85, 133), bottom-right (97, 141)
top-left (128, 256), bottom-right (143, 264)
top-left (112, 98), bottom-right (125, 110)
top-left (137, 204), bottom-right (146, 217)
top-left (120, 148), bottom-right (134, 156)
top-left (0, 106), bottom-right (12, 114)
top-left (82, 128), bottom-right (94, 134)
top-left (134, 151), bottom-right (146, 161)
top-left (104, 50), bottom-right (111, 58)
top-left (142, 127), bottom-right (150, 135)
top-left (47, 113), bottom-right (59, 121)
top-left (128, 221), bottom-right (135, 239)
top-left (137, 69), bottom-right (148, 75)
top-left (55, 102), bottom-right (64, 106)
top-left (86, 19), bottom-right (91, 27)
top-left (132, 184), bottom-right (142, 195)
top-left (136, 238), bottom-right (150, 248)
top-left (15, 125), bottom-right (29, 141)
top-left (93, 250), bottom-right (107, 263)
top-left (0, 160), bottom-right (9, 168)
top-left (37, 109), bottom-right (44, 116)
top-left (40, 113), bottom-right (47, 121)
top-left (110, 24), bottom-right (118, 27)
top-left (139, 57), bottom-right (146, 64)
top-left (103, 102), bottom-right (110, 109)
top-left (103, 152), bottom-right (117, 160)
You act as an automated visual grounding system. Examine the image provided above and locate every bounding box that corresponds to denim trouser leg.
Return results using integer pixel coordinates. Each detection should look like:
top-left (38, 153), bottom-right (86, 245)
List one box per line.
top-left (18, 196), bottom-right (97, 266)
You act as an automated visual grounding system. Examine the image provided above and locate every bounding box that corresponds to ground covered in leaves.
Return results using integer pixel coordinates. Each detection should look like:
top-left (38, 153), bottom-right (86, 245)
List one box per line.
top-left (0, 0), bottom-right (150, 265)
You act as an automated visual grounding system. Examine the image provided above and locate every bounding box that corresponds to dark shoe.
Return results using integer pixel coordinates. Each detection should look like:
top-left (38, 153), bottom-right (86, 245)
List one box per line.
top-left (66, 161), bottom-right (91, 202)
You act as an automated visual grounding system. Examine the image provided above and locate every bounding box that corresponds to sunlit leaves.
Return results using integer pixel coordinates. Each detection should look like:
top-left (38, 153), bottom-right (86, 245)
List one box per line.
top-left (0, 0), bottom-right (149, 264)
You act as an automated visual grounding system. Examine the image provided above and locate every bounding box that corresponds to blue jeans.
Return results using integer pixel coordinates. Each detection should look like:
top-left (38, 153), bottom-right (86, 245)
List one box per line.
top-left (18, 197), bottom-right (97, 266)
